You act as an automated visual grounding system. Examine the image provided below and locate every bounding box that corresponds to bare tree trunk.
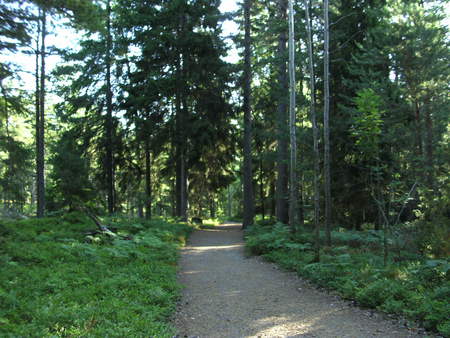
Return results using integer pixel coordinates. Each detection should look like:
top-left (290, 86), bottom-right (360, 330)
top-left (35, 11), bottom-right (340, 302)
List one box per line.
top-left (414, 100), bottom-right (423, 159)
top-left (106, 0), bottom-right (114, 215)
top-left (180, 87), bottom-right (189, 222)
top-left (175, 72), bottom-right (182, 218)
top-left (288, 0), bottom-right (297, 229)
top-left (34, 9), bottom-right (40, 214)
top-left (270, 180), bottom-right (276, 219)
top-left (227, 185), bottom-right (232, 218)
top-left (260, 160), bottom-right (265, 220)
top-left (304, 0), bottom-right (320, 260)
top-left (323, 0), bottom-right (332, 246)
top-left (424, 103), bottom-right (434, 192)
top-left (276, 0), bottom-right (289, 225)
top-left (145, 139), bottom-right (152, 219)
top-left (242, 0), bottom-right (254, 229)
top-left (36, 7), bottom-right (46, 218)
top-left (210, 195), bottom-right (216, 219)
top-left (180, 151), bottom-right (187, 221)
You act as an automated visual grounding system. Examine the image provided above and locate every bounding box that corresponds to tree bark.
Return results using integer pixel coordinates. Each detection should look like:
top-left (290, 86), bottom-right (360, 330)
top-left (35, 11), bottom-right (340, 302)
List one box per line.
top-left (36, 7), bottom-right (46, 218)
top-left (227, 185), bottom-right (232, 218)
top-left (242, 0), bottom-right (254, 229)
top-left (180, 81), bottom-right (188, 222)
top-left (304, 0), bottom-right (320, 260)
top-left (260, 160), bottom-right (265, 220)
top-left (106, 0), bottom-right (114, 215)
top-left (323, 0), bottom-right (332, 246)
top-left (175, 12), bottom-right (189, 222)
top-left (210, 196), bottom-right (216, 219)
top-left (276, 0), bottom-right (289, 225)
top-left (424, 102), bottom-right (434, 192)
top-left (288, 0), bottom-right (297, 229)
top-left (145, 138), bottom-right (152, 219)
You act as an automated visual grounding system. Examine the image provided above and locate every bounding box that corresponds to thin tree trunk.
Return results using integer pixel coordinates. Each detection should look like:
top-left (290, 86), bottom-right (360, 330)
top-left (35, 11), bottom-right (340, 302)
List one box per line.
top-left (106, 0), bottom-right (114, 215)
top-left (175, 12), bottom-right (188, 222)
top-left (175, 77), bottom-right (182, 218)
top-left (242, 0), bottom-right (254, 229)
top-left (260, 160), bottom-right (265, 220)
top-left (180, 151), bottom-right (187, 221)
top-left (270, 179), bottom-right (276, 219)
top-left (304, 0), bottom-right (320, 260)
top-left (276, 0), bottom-right (289, 225)
top-left (210, 196), bottom-right (216, 219)
top-left (145, 138), bottom-right (152, 219)
top-left (180, 87), bottom-right (188, 222)
top-left (424, 103), bottom-right (434, 192)
top-left (288, 0), bottom-right (297, 229)
top-left (414, 100), bottom-right (423, 158)
top-left (227, 185), bottom-right (232, 218)
top-left (323, 0), bottom-right (332, 246)
top-left (34, 9), bottom-right (40, 214)
top-left (36, 7), bottom-right (46, 218)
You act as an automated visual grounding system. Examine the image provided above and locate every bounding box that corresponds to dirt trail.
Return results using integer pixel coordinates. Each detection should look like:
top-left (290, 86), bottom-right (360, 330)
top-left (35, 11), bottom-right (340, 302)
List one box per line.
top-left (173, 222), bottom-right (424, 337)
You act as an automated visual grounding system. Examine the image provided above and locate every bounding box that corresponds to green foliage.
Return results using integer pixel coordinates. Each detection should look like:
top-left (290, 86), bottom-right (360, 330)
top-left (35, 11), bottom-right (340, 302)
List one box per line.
top-left (245, 223), bottom-right (292, 255)
top-left (0, 136), bottom-right (33, 209)
top-left (415, 215), bottom-right (450, 259)
top-left (48, 129), bottom-right (94, 210)
top-left (245, 224), bottom-right (450, 336)
top-left (351, 88), bottom-right (384, 158)
top-left (0, 213), bottom-right (192, 336)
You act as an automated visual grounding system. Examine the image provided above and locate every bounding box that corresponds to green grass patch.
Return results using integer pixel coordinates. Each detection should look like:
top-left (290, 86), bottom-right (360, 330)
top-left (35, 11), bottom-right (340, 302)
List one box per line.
top-left (245, 223), bottom-right (450, 337)
top-left (0, 212), bottom-right (192, 337)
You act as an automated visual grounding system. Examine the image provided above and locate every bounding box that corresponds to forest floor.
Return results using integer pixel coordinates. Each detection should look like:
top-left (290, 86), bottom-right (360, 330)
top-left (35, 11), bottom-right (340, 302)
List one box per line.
top-left (173, 222), bottom-right (427, 338)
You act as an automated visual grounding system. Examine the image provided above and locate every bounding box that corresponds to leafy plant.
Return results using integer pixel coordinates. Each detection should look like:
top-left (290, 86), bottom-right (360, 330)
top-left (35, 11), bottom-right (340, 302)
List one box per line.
top-left (0, 213), bottom-right (192, 337)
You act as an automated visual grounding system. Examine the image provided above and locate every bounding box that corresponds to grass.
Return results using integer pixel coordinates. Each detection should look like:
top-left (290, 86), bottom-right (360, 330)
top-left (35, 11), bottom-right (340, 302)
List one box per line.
top-left (0, 212), bottom-right (192, 337)
top-left (244, 223), bottom-right (450, 337)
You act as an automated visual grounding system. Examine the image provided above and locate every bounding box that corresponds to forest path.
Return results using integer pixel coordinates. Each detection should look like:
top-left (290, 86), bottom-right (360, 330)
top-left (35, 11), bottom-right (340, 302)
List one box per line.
top-left (173, 222), bottom-right (423, 338)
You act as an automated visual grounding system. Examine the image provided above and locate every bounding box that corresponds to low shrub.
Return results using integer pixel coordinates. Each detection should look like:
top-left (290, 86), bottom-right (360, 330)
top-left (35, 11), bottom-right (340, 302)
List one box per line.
top-left (0, 213), bottom-right (192, 337)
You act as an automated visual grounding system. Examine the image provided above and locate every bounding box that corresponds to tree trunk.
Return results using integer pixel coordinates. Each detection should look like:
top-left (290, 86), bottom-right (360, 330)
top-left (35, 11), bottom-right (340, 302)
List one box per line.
top-left (276, 0), bottom-right (289, 225)
top-left (145, 139), bottom-right (152, 219)
top-left (323, 0), bottom-right (332, 246)
top-left (260, 160), bottom-right (265, 220)
top-left (175, 84), bottom-right (182, 218)
top-left (304, 0), bottom-right (320, 260)
top-left (34, 8), bottom-right (40, 214)
top-left (270, 180), bottom-right (276, 219)
top-left (175, 12), bottom-right (189, 222)
top-left (227, 185), bottom-right (232, 218)
top-left (36, 7), bottom-right (46, 218)
top-left (106, 0), bottom-right (114, 215)
top-left (180, 88), bottom-right (188, 222)
top-left (424, 103), bottom-right (434, 192)
top-left (288, 0), bottom-right (297, 229)
top-left (242, 0), bottom-right (254, 229)
top-left (414, 100), bottom-right (423, 158)
top-left (210, 196), bottom-right (216, 219)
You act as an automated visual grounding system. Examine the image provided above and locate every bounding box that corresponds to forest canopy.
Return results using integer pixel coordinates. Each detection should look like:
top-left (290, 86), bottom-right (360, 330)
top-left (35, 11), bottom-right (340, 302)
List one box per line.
top-left (0, 0), bottom-right (448, 244)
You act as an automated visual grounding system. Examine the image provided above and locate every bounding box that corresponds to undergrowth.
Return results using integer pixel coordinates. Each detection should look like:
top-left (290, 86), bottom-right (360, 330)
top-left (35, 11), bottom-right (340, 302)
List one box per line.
top-left (0, 212), bottom-right (192, 337)
top-left (245, 223), bottom-right (450, 337)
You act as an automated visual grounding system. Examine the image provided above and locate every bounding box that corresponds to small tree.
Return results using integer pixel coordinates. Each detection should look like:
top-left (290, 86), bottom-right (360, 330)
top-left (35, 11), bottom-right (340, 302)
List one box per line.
top-left (49, 129), bottom-right (94, 210)
top-left (351, 88), bottom-right (387, 263)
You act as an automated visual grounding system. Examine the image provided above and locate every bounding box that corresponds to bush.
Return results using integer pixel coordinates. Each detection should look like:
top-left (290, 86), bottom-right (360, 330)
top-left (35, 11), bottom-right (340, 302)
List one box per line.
top-left (355, 279), bottom-right (410, 308)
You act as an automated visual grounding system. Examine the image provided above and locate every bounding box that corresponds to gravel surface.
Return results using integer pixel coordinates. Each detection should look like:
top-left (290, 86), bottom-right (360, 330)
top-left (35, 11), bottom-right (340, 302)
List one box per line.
top-left (173, 222), bottom-right (426, 338)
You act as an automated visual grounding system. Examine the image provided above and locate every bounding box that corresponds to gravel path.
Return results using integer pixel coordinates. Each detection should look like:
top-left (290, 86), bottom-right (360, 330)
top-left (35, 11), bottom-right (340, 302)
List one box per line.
top-left (173, 222), bottom-right (425, 337)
